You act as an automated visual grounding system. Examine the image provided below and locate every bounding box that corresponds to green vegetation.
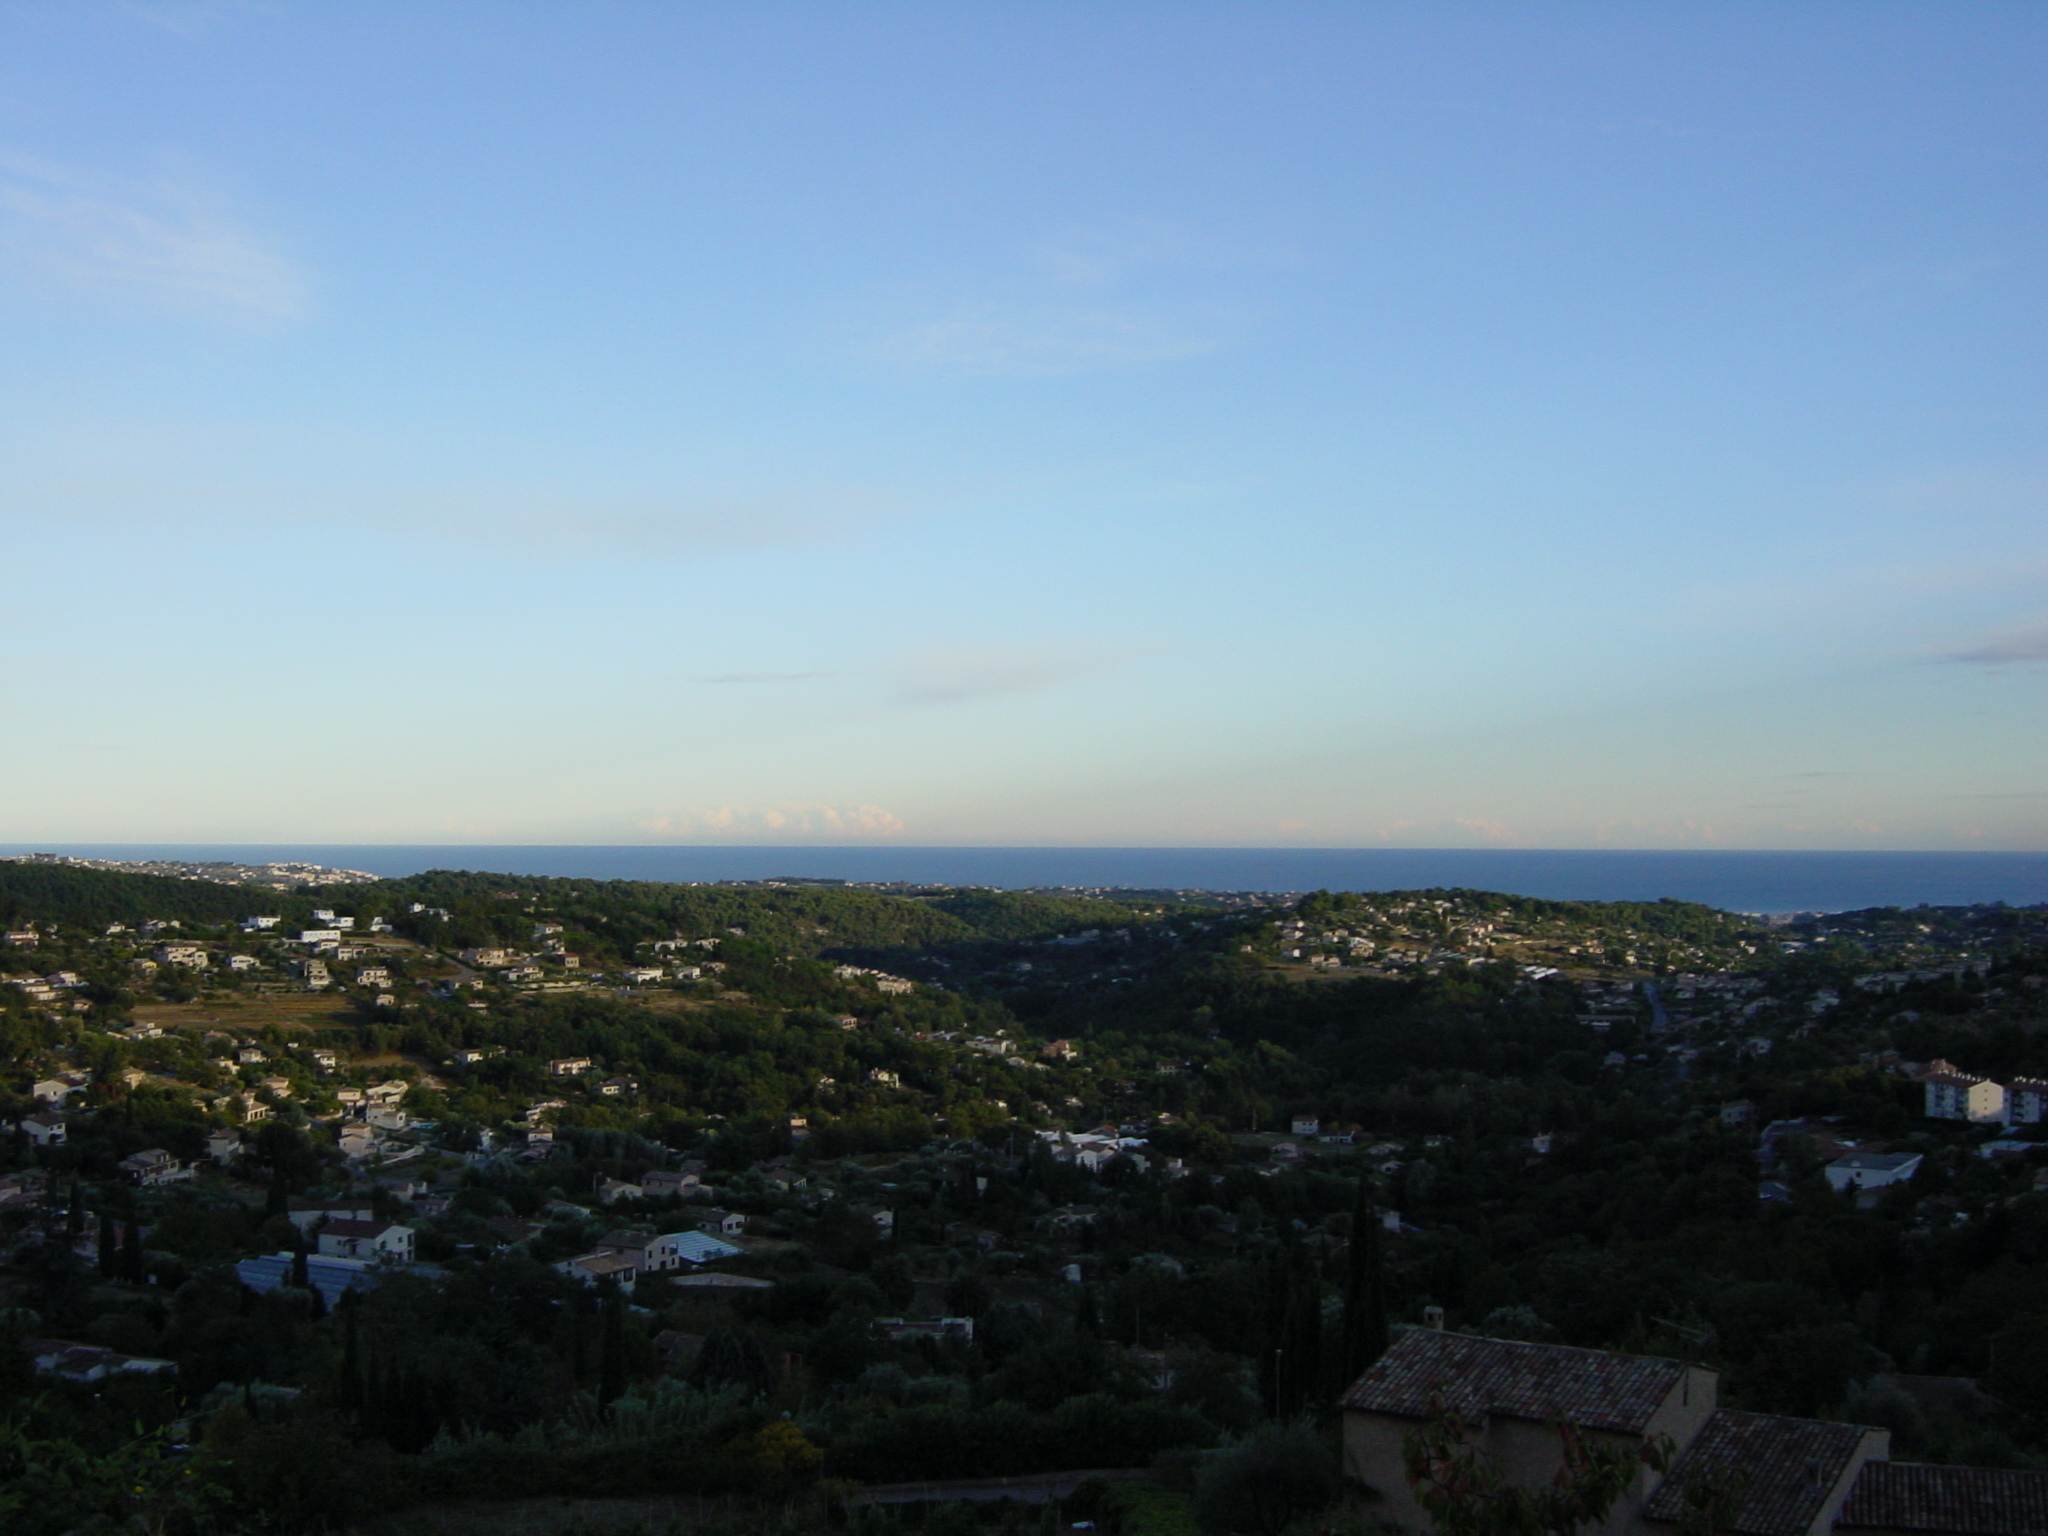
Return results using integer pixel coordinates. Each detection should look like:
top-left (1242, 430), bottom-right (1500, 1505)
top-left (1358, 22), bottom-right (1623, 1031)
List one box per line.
top-left (3, 863), bottom-right (2047, 1533)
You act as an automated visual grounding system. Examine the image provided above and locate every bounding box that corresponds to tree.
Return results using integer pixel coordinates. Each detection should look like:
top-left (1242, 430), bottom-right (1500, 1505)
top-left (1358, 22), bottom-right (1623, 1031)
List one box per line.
top-left (1336, 1178), bottom-right (1390, 1393)
top-left (1403, 1393), bottom-right (1670, 1536)
top-left (1664, 1463), bottom-right (1752, 1536)
top-left (337, 1301), bottom-right (364, 1421)
top-left (751, 1419), bottom-right (823, 1491)
top-left (1193, 1419), bottom-right (1337, 1536)
top-left (688, 1322), bottom-right (777, 1398)
top-left (1258, 1238), bottom-right (1321, 1419)
top-left (596, 1283), bottom-right (627, 1409)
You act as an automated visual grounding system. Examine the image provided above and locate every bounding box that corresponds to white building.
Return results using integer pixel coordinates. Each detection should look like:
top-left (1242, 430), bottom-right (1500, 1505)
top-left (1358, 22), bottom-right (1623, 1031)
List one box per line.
top-left (316, 1220), bottom-right (414, 1263)
top-left (2008, 1078), bottom-right (2048, 1127)
top-left (1925, 1072), bottom-right (2005, 1123)
top-left (118, 1148), bottom-right (184, 1186)
top-left (1825, 1152), bottom-right (1924, 1194)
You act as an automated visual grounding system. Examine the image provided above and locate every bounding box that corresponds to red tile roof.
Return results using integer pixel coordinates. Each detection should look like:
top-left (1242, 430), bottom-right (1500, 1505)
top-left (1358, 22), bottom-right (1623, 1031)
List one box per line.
top-left (1839, 1461), bottom-right (2048, 1535)
top-left (1643, 1410), bottom-right (1875, 1536)
top-left (1339, 1329), bottom-right (1685, 1435)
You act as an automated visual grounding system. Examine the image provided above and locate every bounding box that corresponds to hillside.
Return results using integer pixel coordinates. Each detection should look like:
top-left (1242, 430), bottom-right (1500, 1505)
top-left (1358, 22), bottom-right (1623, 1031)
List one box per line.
top-left (4, 865), bottom-right (2048, 1534)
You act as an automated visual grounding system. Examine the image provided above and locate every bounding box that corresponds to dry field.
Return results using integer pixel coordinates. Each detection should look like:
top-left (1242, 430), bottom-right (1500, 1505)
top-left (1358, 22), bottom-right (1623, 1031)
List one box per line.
top-left (133, 994), bottom-right (360, 1035)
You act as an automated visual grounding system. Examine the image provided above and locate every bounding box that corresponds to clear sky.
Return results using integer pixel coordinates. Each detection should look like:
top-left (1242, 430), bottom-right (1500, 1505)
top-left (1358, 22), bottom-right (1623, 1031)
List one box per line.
top-left (2, 1), bottom-right (2044, 850)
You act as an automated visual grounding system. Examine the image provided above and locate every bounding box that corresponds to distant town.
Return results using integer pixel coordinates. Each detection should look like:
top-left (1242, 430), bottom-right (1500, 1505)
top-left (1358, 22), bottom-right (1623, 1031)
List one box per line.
top-left (4, 858), bottom-right (2047, 1535)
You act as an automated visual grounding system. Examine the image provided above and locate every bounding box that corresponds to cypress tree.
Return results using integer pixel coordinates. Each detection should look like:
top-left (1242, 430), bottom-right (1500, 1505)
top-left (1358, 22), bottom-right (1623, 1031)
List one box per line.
top-left (338, 1303), bottom-right (363, 1420)
top-left (1335, 1178), bottom-right (1391, 1396)
top-left (1285, 1256), bottom-right (1321, 1416)
top-left (97, 1213), bottom-right (117, 1279)
top-left (597, 1283), bottom-right (627, 1411)
top-left (1258, 1242), bottom-right (1289, 1419)
top-left (1258, 1234), bottom-right (1322, 1419)
top-left (119, 1219), bottom-right (144, 1284)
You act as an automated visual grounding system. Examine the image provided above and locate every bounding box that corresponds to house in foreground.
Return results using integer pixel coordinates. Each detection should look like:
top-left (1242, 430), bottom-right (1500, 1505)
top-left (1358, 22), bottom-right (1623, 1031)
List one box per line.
top-left (1342, 1327), bottom-right (2048, 1535)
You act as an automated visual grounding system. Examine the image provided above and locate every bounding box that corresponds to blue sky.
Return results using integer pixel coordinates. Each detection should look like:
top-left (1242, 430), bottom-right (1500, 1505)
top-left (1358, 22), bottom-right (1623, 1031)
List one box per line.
top-left (1, 1), bottom-right (2043, 850)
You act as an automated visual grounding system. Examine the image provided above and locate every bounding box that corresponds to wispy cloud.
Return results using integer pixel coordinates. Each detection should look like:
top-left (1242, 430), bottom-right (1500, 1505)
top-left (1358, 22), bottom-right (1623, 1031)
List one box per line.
top-left (457, 495), bottom-right (861, 554)
top-left (1845, 253), bottom-right (2008, 296)
top-left (112, 1), bottom-right (267, 37)
top-left (1940, 618), bottom-right (2048, 666)
top-left (702, 671), bottom-right (837, 684)
top-left (0, 150), bottom-right (308, 320)
top-left (637, 804), bottom-right (905, 839)
top-left (888, 643), bottom-right (1119, 707)
top-left (0, 464), bottom-right (886, 559)
top-left (875, 307), bottom-right (1223, 378)
top-left (1030, 219), bottom-right (1286, 288)
top-left (870, 219), bottom-right (1270, 378)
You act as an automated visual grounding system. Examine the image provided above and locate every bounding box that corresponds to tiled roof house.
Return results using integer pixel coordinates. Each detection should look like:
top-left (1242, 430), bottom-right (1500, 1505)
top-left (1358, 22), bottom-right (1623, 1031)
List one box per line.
top-left (1341, 1330), bottom-right (1716, 1533)
top-left (1340, 1328), bottom-right (2043, 1535)
top-left (1642, 1409), bottom-right (1885, 1536)
top-left (1837, 1462), bottom-right (2048, 1536)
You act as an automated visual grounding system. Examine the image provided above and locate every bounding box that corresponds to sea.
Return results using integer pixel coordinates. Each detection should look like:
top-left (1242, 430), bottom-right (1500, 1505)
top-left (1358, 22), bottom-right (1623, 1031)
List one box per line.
top-left (2, 845), bottom-right (2045, 916)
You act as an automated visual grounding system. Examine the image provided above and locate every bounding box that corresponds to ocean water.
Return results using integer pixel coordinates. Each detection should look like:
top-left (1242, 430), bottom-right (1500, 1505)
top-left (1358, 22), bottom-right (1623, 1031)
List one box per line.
top-left (3, 844), bottom-right (2045, 915)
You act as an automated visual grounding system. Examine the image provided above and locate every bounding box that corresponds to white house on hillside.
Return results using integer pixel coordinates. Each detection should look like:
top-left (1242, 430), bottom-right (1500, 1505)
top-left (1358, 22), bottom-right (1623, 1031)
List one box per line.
top-left (1825, 1152), bottom-right (1923, 1194)
top-left (316, 1220), bottom-right (413, 1263)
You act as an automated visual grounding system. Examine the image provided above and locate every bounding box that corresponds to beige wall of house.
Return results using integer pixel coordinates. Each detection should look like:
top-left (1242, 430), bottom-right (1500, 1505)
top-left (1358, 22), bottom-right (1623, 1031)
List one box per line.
top-left (1343, 1362), bottom-right (1720, 1536)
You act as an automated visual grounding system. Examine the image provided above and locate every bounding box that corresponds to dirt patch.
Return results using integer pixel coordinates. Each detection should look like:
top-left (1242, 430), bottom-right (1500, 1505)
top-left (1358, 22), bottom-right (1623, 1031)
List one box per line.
top-left (634, 992), bottom-right (714, 1017)
top-left (132, 995), bottom-right (361, 1034)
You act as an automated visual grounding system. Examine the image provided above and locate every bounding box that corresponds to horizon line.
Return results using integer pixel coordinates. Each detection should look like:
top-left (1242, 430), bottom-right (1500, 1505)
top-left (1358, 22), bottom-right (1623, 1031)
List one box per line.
top-left (4, 843), bottom-right (2046, 857)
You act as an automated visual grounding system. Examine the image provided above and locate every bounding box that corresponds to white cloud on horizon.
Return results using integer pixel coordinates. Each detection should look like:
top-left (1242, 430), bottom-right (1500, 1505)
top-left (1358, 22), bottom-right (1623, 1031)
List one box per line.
top-left (637, 804), bottom-right (906, 839)
top-left (0, 149), bottom-right (309, 321)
